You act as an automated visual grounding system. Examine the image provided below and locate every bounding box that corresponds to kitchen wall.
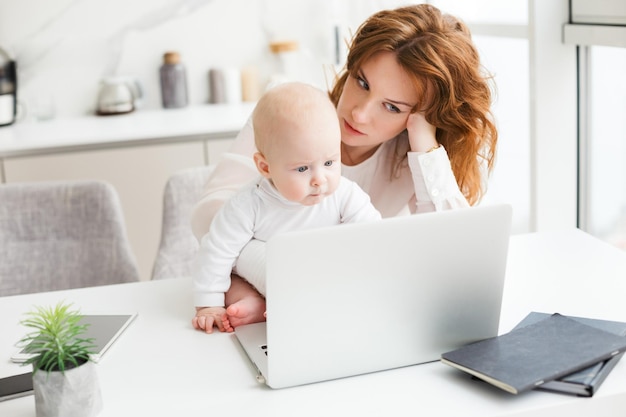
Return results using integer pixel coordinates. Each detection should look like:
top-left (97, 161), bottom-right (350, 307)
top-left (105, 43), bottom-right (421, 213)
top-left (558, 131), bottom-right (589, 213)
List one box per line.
top-left (0, 0), bottom-right (412, 120)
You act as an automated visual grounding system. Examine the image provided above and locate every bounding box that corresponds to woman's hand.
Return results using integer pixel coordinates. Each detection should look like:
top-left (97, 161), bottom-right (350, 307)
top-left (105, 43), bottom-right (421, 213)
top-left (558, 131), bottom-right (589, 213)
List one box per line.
top-left (407, 112), bottom-right (438, 153)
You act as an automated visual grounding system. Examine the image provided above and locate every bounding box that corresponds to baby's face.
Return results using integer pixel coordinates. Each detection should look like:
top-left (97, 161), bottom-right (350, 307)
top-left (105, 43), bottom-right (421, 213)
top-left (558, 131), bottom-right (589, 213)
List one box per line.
top-left (266, 119), bottom-right (341, 206)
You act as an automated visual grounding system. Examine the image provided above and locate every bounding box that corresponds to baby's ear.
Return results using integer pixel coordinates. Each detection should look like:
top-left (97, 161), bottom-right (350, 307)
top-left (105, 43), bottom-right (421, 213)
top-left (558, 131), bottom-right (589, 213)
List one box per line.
top-left (253, 152), bottom-right (271, 178)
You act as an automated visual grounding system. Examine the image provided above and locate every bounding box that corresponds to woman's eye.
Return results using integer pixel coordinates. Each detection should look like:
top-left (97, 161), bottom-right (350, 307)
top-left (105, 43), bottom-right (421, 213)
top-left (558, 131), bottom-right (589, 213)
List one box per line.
top-left (324, 160), bottom-right (334, 167)
top-left (357, 76), bottom-right (369, 91)
top-left (296, 166), bottom-right (308, 173)
top-left (384, 103), bottom-right (401, 113)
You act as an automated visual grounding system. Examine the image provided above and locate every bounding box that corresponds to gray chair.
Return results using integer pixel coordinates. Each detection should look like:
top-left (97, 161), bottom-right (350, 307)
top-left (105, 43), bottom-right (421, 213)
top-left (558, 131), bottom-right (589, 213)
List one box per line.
top-left (0, 180), bottom-right (140, 296)
top-left (152, 166), bottom-right (213, 280)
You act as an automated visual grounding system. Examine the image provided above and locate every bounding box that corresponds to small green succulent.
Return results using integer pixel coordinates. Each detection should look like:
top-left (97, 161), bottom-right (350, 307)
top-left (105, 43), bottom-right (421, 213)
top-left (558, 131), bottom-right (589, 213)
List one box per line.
top-left (18, 302), bottom-right (96, 374)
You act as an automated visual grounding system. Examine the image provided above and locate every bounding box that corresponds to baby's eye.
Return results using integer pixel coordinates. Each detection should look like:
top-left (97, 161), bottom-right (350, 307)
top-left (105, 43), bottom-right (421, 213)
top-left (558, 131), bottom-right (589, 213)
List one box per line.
top-left (324, 160), bottom-right (334, 167)
top-left (296, 166), bottom-right (308, 173)
top-left (384, 102), bottom-right (401, 113)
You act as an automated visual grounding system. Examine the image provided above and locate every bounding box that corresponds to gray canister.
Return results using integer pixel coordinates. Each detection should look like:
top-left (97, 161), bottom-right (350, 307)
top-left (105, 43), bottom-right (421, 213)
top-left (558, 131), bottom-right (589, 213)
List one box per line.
top-left (160, 51), bottom-right (188, 108)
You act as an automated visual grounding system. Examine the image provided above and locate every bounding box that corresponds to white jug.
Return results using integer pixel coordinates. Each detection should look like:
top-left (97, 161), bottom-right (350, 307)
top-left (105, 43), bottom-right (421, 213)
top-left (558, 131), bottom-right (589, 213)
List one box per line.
top-left (96, 76), bottom-right (143, 116)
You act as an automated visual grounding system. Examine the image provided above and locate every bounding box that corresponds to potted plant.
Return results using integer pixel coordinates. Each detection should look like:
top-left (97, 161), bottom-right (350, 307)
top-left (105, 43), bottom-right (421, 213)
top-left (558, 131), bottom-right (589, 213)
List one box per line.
top-left (17, 301), bottom-right (103, 417)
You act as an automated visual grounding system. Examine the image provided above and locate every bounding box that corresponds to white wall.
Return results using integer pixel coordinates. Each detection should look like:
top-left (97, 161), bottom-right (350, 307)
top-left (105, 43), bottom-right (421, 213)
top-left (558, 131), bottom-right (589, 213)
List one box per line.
top-left (528, 0), bottom-right (578, 232)
top-left (0, 0), bottom-right (410, 120)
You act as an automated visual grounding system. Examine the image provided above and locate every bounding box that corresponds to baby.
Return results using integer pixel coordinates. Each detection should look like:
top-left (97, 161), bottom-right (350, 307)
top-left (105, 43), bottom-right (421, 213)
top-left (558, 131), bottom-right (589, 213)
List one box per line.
top-left (192, 82), bottom-right (381, 333)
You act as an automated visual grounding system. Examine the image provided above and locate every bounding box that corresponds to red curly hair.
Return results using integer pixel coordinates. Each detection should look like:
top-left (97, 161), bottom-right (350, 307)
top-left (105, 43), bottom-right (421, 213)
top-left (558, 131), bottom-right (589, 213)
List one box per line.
top-left (329, 4), bottom-right (497, 205)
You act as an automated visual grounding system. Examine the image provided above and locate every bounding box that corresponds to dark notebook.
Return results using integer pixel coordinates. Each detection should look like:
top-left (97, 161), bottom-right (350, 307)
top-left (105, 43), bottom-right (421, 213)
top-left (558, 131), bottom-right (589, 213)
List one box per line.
top-left (440, 313), bottom-right (626, 394)
top-left (513, 312), bottom-right (626, 397)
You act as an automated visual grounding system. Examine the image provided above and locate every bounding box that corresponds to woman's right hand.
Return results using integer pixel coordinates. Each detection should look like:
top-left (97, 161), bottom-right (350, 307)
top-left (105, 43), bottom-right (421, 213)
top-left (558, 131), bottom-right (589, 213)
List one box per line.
top-left (406, 112), bottom-right (438, 153)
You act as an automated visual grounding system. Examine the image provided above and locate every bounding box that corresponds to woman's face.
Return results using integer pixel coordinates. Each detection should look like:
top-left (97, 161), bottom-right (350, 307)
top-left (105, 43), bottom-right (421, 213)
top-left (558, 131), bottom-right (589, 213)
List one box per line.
top-left (336, 51), bottom-right (419, 164)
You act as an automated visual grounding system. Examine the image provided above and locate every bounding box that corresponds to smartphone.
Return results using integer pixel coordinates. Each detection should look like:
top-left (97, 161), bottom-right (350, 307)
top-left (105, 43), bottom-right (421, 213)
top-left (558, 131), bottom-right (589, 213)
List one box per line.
top-left (0, 372), bottom-right (34, 402)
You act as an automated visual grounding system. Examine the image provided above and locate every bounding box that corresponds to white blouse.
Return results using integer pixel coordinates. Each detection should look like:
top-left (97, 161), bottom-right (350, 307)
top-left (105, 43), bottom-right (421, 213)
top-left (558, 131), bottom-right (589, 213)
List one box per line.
top-left (191, 116), bottom-right (469, 241)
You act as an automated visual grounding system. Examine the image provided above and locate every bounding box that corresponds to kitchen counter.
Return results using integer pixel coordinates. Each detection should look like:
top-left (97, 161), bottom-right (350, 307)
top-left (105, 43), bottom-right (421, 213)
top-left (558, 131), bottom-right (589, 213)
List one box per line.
top-left (0, 103), bottom-right (255, 158)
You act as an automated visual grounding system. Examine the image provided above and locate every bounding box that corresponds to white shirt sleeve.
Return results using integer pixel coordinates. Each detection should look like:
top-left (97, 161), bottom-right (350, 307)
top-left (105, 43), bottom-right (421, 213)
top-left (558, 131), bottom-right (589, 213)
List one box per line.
top-left (192, 188), bottom-right (257, 307)
top-left (338, 178), bottom-right (382, 223)
top-left (408, 146), bottom-right (469, 212)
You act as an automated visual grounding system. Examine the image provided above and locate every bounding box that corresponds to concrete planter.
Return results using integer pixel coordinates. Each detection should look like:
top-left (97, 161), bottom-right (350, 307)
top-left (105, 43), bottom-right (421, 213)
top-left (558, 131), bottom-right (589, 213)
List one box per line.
top-left (32, 360), bottom-right (102, 417)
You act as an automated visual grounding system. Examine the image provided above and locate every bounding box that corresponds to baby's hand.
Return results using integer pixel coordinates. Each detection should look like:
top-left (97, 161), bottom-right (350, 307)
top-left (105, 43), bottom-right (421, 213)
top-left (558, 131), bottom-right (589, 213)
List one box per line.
top-left (192, 306), bottom-right (228, 334)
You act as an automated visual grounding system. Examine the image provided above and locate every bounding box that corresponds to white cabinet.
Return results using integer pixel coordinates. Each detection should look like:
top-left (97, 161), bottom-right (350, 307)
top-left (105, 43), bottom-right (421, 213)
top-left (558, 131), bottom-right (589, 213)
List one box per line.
top-left (3, 140), bottom-right (214, 281)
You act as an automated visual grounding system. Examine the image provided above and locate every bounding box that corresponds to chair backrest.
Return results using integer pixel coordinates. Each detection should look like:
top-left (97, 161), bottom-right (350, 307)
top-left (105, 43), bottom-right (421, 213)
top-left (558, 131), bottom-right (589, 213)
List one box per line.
top-left (152, 166), bottom-right (214, 280)
top-left (0, 180), bottom-right (140, 296)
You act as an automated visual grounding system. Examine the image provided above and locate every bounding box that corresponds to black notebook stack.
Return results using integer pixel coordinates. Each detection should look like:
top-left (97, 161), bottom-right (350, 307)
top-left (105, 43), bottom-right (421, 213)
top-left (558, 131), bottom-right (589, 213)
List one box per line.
top-left (441, 312), bottom-right (626, 396)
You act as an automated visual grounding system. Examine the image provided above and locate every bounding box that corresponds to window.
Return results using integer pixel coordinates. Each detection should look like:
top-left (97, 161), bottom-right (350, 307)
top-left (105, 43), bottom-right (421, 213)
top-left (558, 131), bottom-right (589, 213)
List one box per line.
top-left (474, 36), bottom-right (530, 233)
top-left (579, 46), bottom-right (626, 250)
top-left (432, 0), bottom-right (531, 233)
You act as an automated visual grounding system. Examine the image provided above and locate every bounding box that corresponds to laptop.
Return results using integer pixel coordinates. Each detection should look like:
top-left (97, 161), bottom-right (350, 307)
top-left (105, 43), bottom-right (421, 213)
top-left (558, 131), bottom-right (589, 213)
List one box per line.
top-left (234, 204), bottom-right (513, 389)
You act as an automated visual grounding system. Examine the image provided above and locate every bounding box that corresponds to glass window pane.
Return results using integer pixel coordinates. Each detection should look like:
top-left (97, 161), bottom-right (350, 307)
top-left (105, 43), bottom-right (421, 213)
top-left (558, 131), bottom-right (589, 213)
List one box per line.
top-left (586, 46), bottom-right (626, 250)
top-left (431, 0), bottom-right (528, 25)
top-left (475, 36), bottom-right (530, 233)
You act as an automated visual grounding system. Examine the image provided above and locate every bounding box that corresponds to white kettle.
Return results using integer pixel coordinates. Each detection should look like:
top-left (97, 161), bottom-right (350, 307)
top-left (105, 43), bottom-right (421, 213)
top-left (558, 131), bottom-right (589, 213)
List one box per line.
top-left (96, 76), bottom-right (143, 116)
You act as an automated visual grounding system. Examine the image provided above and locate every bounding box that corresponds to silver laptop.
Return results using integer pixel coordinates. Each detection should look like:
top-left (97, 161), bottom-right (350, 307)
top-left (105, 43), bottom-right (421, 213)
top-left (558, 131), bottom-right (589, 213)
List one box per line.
top-left (234, 204), bottom-right (512, 389)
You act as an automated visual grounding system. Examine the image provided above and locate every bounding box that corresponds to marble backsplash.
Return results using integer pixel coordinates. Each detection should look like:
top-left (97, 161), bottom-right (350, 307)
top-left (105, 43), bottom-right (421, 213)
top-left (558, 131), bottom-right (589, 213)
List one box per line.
top-left (0, 0), bottom-right (409, 121)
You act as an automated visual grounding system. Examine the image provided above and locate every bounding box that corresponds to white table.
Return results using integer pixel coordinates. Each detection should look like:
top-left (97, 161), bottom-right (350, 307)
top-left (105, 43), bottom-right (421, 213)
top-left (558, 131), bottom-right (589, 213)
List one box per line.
top-left (2, 229), bottom-right (626, 416)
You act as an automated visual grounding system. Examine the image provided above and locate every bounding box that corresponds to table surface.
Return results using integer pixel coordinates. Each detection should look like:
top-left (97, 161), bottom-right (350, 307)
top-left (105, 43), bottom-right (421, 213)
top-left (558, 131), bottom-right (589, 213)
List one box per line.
top-left (2, 228), bottom-right (626, 417)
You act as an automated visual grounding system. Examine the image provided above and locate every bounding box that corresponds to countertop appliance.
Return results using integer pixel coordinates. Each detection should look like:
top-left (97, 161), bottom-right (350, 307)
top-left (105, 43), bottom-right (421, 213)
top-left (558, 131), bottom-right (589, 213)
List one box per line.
top-left (0, 47), bottom-right (17, 126)
top-left (96, 76), bottom-right (143, 116)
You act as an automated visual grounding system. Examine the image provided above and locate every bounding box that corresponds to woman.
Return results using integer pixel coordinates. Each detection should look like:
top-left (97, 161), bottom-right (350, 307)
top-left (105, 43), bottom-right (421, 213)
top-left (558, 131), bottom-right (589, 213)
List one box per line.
top-left (191, 4), bottom-right (497, 332)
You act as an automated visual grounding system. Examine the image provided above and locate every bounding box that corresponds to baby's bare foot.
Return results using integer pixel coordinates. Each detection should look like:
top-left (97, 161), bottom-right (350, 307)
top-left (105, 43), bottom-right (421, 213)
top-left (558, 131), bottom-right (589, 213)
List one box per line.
top-left (225, 296), bottom-right (266, 329)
